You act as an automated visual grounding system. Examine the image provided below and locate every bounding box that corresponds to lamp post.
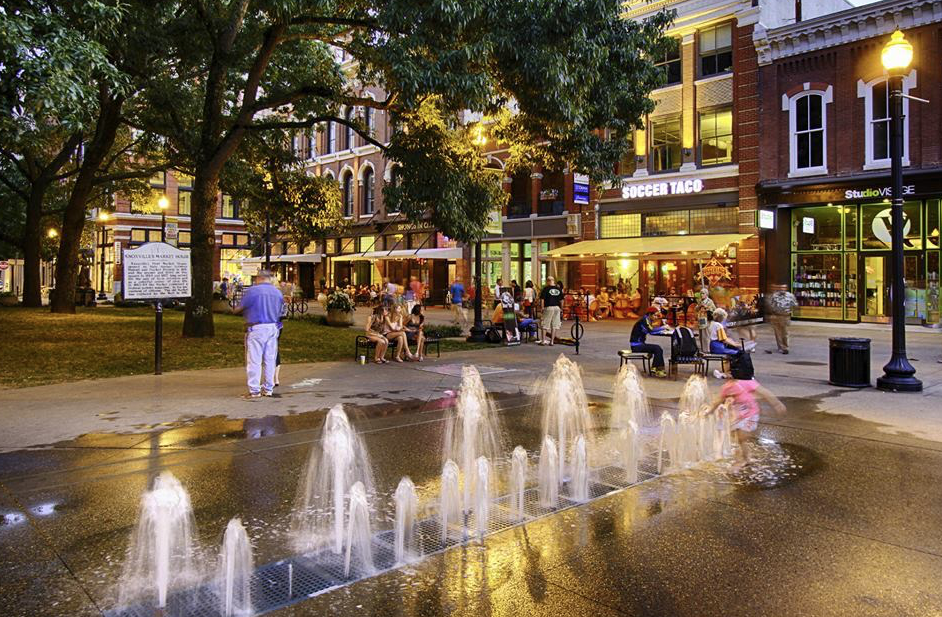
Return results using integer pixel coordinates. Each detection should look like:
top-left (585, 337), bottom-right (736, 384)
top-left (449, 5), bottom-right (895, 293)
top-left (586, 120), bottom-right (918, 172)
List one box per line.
top-left (876, 30), bottom-right (922, 392)
top-left (158, 195), bottom-right (169, 242)
top-left (97, 211), bottom-right (110, 300)
top-left (467, 124), bottom-right (490, 343)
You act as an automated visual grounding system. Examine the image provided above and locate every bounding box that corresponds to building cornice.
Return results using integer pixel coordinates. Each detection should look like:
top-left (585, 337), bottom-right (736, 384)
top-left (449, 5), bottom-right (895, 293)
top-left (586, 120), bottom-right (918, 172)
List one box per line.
top-left (754, 0), bottom-right (942, 65)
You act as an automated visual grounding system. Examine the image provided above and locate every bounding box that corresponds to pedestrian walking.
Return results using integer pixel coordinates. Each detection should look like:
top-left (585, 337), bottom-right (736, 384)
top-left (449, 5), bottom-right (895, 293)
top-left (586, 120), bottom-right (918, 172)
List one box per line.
top-left (449, 277), bottom-right (468, 330)
top-left (765, 284), bottom-right (798, 355)
top-left (539, 276), bottom-right (563, 345)
top-left (233, 270), bottom-right (284, 399)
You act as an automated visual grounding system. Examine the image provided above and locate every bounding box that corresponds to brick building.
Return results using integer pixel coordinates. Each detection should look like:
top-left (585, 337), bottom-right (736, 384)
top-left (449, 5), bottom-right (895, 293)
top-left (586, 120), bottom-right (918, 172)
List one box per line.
top-left (755, 0), bottom-right (942, 325)
top-left (538, 0), bottom-right (849, 318)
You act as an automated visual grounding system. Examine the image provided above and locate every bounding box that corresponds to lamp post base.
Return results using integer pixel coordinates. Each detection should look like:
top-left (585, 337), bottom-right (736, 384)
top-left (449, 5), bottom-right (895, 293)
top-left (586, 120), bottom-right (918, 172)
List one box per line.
top-left (876, 373), bottom-right (923, 392)
top-left (467, 325), bottom-right (488, 343)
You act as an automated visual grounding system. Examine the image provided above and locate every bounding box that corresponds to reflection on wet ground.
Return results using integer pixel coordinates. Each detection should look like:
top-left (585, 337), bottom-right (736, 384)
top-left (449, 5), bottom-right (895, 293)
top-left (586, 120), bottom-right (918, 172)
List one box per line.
top-left (2, 392), bottom-right (942, 617)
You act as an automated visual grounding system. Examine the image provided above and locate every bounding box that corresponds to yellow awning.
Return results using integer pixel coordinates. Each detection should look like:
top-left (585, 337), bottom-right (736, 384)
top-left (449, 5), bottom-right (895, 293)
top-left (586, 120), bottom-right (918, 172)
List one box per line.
top-left (544, 233), bottom-right (752, 258)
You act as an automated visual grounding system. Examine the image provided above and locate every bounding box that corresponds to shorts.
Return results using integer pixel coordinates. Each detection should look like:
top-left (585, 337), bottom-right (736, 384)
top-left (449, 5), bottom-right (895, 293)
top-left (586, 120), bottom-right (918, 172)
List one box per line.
top-left (731, 414), bottom-right (759, 433)
top-left (542, 306), bottom-right (562, 331)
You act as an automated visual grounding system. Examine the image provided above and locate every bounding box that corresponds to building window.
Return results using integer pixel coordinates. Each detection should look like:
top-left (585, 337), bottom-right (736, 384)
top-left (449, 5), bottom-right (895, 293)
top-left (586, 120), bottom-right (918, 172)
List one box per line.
top-left (178, 190), bottom-right (191, 216)
top-left (361, 167), bottom-right (375, 214)
top-left (342, 172), bottom-right (354, 217)
top-left (149, 171), bottom-right (166, 187)
top-left (364, 107), bottom-right (374, 138)
top-left (860, 74), bottom-right (913, 169)
top-left (650, 117), bottom-right (681, 172)
top-left (345, 108), bottom-right (356, 150)
top-left (221, 195), bottom-right (241, 219)
top-left (178, 231), bottom-right (191, 246)
top-left (306, 129), bottom-right (317, 159)
top-left (291, 132), bottom-right (302, 158)
top-left (699, 23), bottom-right (732, 77)
top-left (387, 166), bottom-right (401, 213)
top-left (699, 107), bottom-right (733, 166)
top-left (654, 37), bottom-right (681, 86)
top-left (129, 228), bottom-right (161, 245)
top-left (600, 213), bottom-right (642, 238)
top-left (327, 121), bottom-right (336, 153)
top-left (786, 88), bottom-right (831, 177)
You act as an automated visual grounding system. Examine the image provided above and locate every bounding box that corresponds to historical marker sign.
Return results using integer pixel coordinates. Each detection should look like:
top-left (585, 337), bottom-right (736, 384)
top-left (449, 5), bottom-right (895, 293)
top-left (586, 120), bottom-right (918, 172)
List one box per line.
top-left (122, 242), bottom-right (191, 300)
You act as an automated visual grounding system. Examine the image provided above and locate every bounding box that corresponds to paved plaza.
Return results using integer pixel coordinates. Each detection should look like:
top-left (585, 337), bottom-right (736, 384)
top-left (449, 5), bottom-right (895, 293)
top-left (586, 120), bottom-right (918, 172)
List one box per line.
top-left (2, 318), bottom-right (942, 616)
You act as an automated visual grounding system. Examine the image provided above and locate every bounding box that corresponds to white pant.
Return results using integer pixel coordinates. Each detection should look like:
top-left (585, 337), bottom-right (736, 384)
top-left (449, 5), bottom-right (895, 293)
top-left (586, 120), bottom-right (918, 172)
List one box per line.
top-left (245, 323), bottom-right (279, 394)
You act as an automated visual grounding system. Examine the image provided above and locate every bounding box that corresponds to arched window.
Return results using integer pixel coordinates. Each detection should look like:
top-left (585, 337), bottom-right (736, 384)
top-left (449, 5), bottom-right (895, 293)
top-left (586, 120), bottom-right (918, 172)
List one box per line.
top-left (342, 172), bottom-right (354, 216)
top-left (784, 86), bottom-right (832, 177)
top-left (361, 167), bottom-right (375, 214)
top-left (345, 108), bottom-right (356, 150)
top-left (326, 121), bottom-right (336, 153)
top-left (859, 73), bottom-right (915, 169)
top-left (386, 165), bottom-right (401, 213)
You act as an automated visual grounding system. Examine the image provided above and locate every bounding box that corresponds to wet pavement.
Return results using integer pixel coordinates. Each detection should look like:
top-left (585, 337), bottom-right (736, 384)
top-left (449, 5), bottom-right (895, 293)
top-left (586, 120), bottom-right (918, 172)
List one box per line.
top-left (2, 387), bottom-right (942, 617)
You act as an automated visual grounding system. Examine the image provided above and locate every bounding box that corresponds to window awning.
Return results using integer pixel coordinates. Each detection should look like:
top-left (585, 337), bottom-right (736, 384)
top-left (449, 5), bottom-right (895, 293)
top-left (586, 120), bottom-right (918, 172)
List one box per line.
top-left (241, 253), bottom-right (322, 264)
top-left (543, 233), bottom-right (752, 258)
top-left (358, 248), bottom-right (463, 260)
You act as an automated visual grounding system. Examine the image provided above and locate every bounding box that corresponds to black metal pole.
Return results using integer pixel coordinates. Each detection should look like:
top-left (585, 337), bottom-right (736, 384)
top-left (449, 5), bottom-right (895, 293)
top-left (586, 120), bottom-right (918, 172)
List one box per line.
top-left (97, 226), bottom-right (107, 300)
top-left (264, 212), bottom-right (272, 270)
top-left (161, 211), bottom-right (166, 243)
top-left (467, 239), bottom-right (487, 342)
top-left (876, 71), bottom-right (922, 392)
top-left (154, 301), bottom-right (163, 375)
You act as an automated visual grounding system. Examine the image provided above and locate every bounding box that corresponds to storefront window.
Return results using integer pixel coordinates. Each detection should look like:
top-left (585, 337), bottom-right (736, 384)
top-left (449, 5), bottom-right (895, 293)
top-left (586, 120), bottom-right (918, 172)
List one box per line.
top-left (643, 210), bottom-right (687, 236)
top-left (792, 253), bottom-right (843, 320)
top-left (410, 232), bottom-right (432, 249)
top-left (861, 201), bottom-right (922, 250)
top-left (689, 208), bottom-right (738, 234)
top-left (845, 253), bottom-right (857, 321)
top-left (927, 199), bottom-right (940, 250)
top-left (600, 213), bottom-right (641, 238)
top-left (384, 234), bottom-right (405, 250)
top-left (358, 235), bottom-right (376, 252)
top-left (221, 248), bottom-right (252, 281)
top-left (843, 205), bottom-right (857, 250)
top-left (605, 258), bottom-right (640, 292)
top-left (791, 206), bottom-right (842, 251)
top-left (927, 252), bottom-right (941, 326)
top-left (339, 237), bottom-right (356, 253)
top-left (483, 242), bottom-right (502, 258)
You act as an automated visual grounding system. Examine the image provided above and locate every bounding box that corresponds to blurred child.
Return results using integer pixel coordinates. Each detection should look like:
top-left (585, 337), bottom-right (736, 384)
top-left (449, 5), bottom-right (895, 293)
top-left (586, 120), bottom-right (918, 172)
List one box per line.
top-left (709, 379), bottom-right (786, 466)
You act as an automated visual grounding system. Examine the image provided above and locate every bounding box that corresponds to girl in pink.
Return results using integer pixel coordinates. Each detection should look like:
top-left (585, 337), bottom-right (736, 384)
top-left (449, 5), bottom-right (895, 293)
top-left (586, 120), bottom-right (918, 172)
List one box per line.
top-left (710, 379), bottom-right (785, 465)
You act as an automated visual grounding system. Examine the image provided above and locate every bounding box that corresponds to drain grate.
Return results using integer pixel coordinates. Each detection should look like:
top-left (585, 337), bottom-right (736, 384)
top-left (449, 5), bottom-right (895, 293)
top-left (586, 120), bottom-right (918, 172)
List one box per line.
top-left (109, 459), bottom-right (665, 617)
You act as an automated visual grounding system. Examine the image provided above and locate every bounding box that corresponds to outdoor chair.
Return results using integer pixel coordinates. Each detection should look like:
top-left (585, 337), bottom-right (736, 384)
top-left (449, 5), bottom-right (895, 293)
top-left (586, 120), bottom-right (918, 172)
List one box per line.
top-left (618, 349), bottom-right (652, 375)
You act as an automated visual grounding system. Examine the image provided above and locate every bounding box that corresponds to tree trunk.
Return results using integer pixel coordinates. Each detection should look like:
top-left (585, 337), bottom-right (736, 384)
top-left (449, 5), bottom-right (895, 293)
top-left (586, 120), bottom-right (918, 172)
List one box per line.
top-left (21, 184), bottom-right (46, 307)
top-left (51, 96), bottom-right (124, 314)
top-left (182, 173), bottom-right (219, 337)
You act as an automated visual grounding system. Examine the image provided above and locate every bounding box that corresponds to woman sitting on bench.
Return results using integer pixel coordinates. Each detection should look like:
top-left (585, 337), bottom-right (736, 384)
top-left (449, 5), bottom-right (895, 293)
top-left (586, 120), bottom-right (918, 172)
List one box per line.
top-left (629, 307), bottom-right (668, 377)
top-left (365, 306), bottom-right (389, 364)
top-left (406, 304), bottom-right (427, 361)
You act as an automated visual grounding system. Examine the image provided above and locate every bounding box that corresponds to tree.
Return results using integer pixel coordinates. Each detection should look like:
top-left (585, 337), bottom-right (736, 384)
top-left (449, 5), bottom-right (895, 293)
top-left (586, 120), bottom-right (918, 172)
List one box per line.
top-left (142, 0), bottom-right (671, 337)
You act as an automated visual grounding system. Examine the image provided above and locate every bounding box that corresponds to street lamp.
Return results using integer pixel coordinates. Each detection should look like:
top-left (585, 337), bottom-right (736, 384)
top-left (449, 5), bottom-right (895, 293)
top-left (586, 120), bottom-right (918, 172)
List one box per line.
top-left (158, 195), bottom-right (169, 242)
top-left (468, 124), bottom-right (490, 343)
top-left (47, 229), bottom-right (58, 239)
top-left (876, 29), bottom-right (922, 392)
top-left (97, 211), bottom-right (111, 300)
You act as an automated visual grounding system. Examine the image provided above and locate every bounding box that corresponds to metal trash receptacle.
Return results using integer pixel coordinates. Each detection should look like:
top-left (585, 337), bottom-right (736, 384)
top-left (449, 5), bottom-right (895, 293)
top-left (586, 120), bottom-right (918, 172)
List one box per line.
top-left (829, 337), bottom-right (871, 388)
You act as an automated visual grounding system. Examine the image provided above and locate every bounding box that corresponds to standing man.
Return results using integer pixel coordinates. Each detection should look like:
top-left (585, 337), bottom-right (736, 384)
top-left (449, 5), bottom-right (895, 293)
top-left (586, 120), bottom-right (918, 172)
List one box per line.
top-left (539, 276), bottom-right (563, 345)
top-left (234, 270), bottom-right (284, 398)
top-left (493, 278), bottom-right (503, 308)
top-left (766, 284), bottom-right (798, 355)
top-left (449, 277), bottom-right (468, 330)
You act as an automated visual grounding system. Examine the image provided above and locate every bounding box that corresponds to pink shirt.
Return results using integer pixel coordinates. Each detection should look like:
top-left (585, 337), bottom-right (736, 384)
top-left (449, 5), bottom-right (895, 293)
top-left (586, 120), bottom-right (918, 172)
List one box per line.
top-left (721, 379), bottom-right (760, 420)
top-left (410, 280), bottom-right (424, 299)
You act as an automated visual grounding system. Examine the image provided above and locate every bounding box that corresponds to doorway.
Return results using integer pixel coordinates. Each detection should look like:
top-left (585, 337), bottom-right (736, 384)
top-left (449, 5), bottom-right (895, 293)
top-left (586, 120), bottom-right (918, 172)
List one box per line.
top-left (860, 253), bottom-right (925, 323)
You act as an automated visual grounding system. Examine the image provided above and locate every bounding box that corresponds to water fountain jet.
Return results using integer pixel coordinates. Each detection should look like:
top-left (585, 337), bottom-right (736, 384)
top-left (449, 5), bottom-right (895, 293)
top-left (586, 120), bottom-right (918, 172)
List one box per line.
top-left (343, 482), bottom-right (373, 577)
top-left (217, 518), bottom-right (253, 617)
top-left (440, 460), bottom-right (462, 544)
top-left (393, 477), bottom-right (418, 565)
top-left (472, 456), bottom-right (491, 540)
top-left (538, 436), bottom-right (560, 508)
top-left (509, 446), bottom-right (528, 521)
top-left (570, 435), bottom-right (589, 502)
top-left (539, 355), bottom-right (592, 482)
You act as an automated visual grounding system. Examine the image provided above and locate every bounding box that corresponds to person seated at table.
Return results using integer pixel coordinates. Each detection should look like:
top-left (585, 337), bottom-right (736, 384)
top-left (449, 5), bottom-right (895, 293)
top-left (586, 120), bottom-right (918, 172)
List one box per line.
top-left (384, 304), bottom-right (414, 362)
top-left (406, 304), bottom-right (427, 361)
top-left (627, 287), bottom-right (642, 318)
top-left (593, 287), bottom-right (611, 319)
top-left (629, 308), bottom-right (668, 377)
top-left (515, 306), bottom-right (538, 339)
top-left (365, 306), bottom-right (389, 364)
top-left (707, 308), bottom-right (743, 378)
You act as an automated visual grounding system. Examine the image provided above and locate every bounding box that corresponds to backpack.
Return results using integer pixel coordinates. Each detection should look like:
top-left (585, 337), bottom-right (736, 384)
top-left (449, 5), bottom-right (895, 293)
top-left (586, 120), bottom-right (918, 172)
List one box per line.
top-left (729, 349), bottom-right (755, 380)
top-left (671, 326), bottom-right (699, 358)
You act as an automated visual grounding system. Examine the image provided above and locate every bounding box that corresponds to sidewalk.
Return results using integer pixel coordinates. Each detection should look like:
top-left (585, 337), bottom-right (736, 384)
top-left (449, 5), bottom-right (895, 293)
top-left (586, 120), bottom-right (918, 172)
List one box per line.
top-left (2, 317), bottom-right (941, 451)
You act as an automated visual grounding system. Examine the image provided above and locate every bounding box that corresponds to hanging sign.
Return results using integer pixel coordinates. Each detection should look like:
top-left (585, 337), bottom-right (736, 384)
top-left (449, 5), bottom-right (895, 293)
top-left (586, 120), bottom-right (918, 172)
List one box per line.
top-left (485, 204), bottom-right (503, 235)
top-left (757, 210), bottom-right (775, 230)
top-left (573, 173), bottom-right (590, 205)
top-left (122, 242), bottom-right (191, 300)
top-left (802, 217), bottom-right (815, 234)
top-left (699, 257), bottom-right (732, 286)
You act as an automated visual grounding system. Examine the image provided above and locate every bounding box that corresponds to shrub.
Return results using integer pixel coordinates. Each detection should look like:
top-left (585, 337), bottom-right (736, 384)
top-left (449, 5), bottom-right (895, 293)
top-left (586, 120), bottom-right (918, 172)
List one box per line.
top-left (424, 324), bottom-right (463, 339)
top-left (326, 291), bottom-right (354, 312)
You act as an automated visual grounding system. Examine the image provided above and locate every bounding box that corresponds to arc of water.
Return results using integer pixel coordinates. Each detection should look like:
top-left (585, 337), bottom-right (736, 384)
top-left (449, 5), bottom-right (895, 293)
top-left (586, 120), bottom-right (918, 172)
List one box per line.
top-left (218, 518), bottom-right (252, 617)
top-left (343, 482), bottom-right (373, 577)
top-left (510, 446), bottom-right (528, 521)
top-left (571, 435), bottom-right (589, 502)
top-left (473, 456), bottom-right (491, 540)
top-left (657, 412), bottom-right (676, 473)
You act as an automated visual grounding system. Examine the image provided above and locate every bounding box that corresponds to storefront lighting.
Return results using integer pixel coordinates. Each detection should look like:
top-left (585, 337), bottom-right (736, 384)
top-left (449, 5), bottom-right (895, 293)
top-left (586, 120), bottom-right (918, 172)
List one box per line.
top-left (881, 30), bottom-right (913, 73)
top-left (98, 211), bottom-right (111, 222)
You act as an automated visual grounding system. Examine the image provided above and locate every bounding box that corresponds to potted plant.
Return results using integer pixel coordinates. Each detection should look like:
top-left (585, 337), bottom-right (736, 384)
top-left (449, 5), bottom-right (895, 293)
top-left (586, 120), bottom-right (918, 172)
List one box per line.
top-left (325, 290), bottom-right (355, 327)
top-left (0, 291), bottom-right (18, 307)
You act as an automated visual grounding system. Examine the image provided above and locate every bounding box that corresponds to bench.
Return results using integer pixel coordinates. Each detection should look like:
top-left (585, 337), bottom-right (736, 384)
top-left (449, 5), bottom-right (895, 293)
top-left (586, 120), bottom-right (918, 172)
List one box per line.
top-left (669, 355), bottom-right (704, 380)
top-left (618, 349), bottom-right (652, 375)
top-left (355, 334), bottom-right (441, 361)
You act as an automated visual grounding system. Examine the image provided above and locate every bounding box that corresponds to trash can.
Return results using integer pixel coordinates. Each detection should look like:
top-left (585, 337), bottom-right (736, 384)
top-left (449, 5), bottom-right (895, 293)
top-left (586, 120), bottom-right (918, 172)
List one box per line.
top-left (829, 337), bottom-right (871, 388)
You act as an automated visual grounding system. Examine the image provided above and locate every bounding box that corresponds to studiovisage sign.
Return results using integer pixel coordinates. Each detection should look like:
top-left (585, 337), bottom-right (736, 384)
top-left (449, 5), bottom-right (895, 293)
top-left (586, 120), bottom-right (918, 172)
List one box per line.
top-left (622, 178), bottom-right (704, 199)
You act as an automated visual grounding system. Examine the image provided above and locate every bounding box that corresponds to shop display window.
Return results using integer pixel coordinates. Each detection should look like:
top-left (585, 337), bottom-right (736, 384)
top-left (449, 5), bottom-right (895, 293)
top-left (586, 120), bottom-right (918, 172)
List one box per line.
top-left (600, 213), bottom-right (641, 238)
top-left (927, 252), bottom-right (941, 326)
top-left (927, 200), bottom-right (940, 250)
top-left (791, 206), bottom-right (842, 251)
top-left (860, 201), bottom-right (922, 250)
top-left (791, 253), bottom-right (843, 320)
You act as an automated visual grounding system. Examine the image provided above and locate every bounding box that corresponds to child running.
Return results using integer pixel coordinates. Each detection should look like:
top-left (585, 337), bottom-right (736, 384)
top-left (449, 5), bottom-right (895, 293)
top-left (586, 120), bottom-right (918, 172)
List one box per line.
top-left (708, 378), bottom-right (786, 467)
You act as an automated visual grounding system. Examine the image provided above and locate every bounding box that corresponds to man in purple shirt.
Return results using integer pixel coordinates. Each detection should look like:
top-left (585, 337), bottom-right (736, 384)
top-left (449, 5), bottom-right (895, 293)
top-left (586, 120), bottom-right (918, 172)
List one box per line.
top-left (234, 270), bottom-right (284, 398)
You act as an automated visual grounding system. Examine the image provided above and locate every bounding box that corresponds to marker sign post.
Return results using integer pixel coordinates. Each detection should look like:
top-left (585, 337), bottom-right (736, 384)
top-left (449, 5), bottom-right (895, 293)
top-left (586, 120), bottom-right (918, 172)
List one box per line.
top-left (123, 242), bottom-right (192, 375)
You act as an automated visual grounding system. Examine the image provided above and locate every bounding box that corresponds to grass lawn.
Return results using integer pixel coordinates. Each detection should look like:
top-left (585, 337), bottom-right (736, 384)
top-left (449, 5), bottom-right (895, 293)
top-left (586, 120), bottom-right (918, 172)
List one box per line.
top-left (0, 306), bottom-right (486, 389)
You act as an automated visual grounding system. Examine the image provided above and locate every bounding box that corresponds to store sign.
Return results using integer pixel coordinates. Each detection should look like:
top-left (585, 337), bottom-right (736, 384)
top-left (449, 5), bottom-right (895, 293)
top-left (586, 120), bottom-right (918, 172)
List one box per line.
top-left (122, 242), bottom-right (191, 300)
top-left (485, 204), bottom-right (503, 235)
top-left (757, 209), bottom-right (775, 230)
top-left (845, 185), bottom-right (915, 200)
top-left (622, 178), bottom-right (703, 199)
top-left (388, 221), bottom-right (434, 233)
top-left (699, 257), bottom-right (732, 286)
top-left (871, 208), bottom-right (911, 247)
top-left (566, 213), bottom-right (582, 237)
top-left (573, 173), bottom-right (590, 205)
top-left (802, 217), bottom-right (815, 234)
top-left (114, 241), bottom-right (122, 264)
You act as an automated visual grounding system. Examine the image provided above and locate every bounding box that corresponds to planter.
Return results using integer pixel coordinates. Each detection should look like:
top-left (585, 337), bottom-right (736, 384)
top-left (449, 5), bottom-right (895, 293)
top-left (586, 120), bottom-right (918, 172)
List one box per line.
top-left (212, 298), bottom-right (232, 314)
top-left (326, 308), bottom-right (354, 327)
top-left (0, 295), bottom-right (18, 307)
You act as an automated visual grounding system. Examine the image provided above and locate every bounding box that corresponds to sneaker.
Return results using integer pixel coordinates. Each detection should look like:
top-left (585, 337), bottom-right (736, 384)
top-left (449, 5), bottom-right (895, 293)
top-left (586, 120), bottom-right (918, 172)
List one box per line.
top-left (713, 369), bottom-right (726, 379)
top-left (652, 369), bottom-right (667, 378)
top-left (242, 392), bottom-right (261, 400)
top-left (781, 350), bottom-right (789, 355)
top-left (262, 391), bottom-right (274, 397)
